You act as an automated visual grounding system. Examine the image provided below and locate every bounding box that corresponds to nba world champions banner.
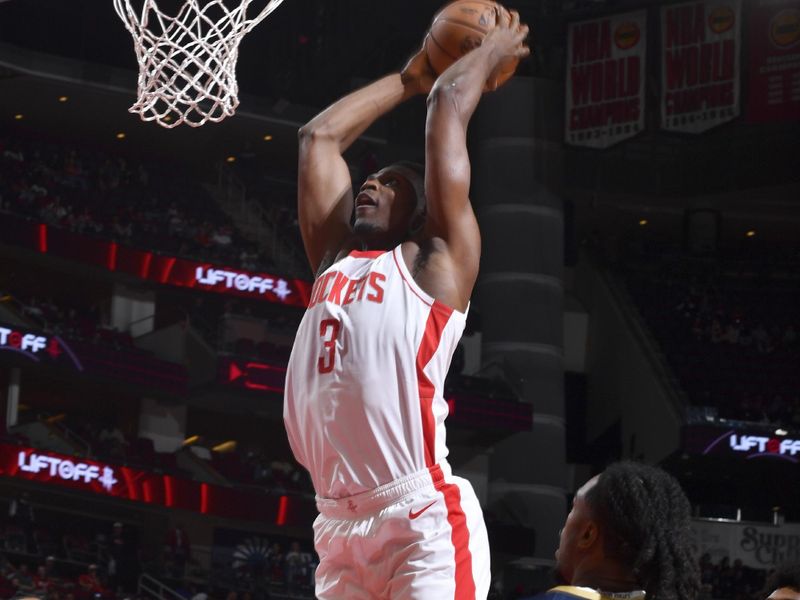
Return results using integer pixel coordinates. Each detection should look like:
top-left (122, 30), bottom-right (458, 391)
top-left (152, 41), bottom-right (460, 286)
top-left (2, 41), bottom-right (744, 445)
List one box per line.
top-left (747, 0), bottom-right (800, 123)
top-left (565, 10), bottom-right (647, 148)
top-left (661, 0), bottom-right (742, 133)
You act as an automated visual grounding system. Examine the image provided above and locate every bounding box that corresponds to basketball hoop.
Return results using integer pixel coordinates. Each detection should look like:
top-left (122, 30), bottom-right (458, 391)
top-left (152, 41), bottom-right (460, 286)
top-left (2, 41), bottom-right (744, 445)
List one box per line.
top-left (113, 0), bottom-right (286, 128)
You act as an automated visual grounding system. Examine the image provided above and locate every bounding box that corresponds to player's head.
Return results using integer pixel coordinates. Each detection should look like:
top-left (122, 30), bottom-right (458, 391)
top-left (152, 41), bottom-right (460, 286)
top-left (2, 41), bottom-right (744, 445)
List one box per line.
top-left (554, 461), bottom-right (700, 600)
top-left (763, 563), bottom-right (800, 600)
top-left (353, 161), bottom-right (426, 246)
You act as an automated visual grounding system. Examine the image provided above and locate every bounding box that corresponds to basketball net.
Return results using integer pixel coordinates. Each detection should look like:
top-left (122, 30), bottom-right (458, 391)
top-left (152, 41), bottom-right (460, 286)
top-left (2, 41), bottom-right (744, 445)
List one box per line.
top-left (113, 0), bottom-right (285, 128)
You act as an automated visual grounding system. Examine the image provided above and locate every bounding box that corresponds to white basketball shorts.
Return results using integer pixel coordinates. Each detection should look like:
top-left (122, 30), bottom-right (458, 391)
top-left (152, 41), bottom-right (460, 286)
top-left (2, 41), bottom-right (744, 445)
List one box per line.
top-left (312, 461), bottom-right (490, 600)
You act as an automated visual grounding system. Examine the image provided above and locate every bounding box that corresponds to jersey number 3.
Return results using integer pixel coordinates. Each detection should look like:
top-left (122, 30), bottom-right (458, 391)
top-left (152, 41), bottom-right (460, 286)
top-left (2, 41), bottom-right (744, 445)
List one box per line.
top-left (318, 318), bottom-right (341, 374)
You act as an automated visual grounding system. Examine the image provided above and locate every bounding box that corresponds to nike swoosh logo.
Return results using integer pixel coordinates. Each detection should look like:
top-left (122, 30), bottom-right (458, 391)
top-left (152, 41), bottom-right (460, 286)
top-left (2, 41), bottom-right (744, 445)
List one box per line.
top-left (408, 500), bottom-right (437, 520)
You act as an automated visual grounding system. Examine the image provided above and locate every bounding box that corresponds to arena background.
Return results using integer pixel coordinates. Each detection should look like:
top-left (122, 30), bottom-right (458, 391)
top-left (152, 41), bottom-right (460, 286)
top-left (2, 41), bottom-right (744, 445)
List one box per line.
top-left (0, 0), bottom-right (799, 598)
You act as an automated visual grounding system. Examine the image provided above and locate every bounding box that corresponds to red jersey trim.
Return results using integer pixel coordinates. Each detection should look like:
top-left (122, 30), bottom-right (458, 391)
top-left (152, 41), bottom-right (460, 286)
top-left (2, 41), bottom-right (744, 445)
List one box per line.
top-left (392, 246), bottom-right (433, 307)
top-left (348, 250), bottom-right (386, 259)
top-left (391, 247), bottom-right (470, 317)
top-left (415, 301), bottom-right (453, 467)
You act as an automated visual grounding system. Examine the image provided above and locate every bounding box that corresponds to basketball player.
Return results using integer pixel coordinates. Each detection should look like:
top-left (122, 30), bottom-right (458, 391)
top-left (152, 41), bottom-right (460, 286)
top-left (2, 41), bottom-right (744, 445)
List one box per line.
top-left (522, 462), bottom-right (700, 600)
top-left (283, 8), bottom-right (529, 600)
top-left (763, 563), bottom-right (800, 600)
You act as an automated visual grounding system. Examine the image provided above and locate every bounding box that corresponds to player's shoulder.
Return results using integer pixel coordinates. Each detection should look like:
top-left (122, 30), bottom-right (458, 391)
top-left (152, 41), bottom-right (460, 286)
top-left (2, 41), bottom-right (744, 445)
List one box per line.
top-left (520, 587), bottom-right (608, 600)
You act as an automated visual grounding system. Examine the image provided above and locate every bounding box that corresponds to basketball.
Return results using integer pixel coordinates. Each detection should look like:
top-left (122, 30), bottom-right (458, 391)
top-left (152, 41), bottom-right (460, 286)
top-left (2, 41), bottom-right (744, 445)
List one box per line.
top-left (424, 0), bottom-right (519, 88)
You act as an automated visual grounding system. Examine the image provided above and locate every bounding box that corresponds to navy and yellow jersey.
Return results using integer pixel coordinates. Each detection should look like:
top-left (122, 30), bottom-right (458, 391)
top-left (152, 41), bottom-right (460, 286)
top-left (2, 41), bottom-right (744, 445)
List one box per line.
top-left (524, 586), bottom-right (647, 600)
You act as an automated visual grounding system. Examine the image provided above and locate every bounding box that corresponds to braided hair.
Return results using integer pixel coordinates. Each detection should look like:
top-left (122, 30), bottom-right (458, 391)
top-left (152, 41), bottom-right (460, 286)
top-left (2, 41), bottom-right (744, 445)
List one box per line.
top-left (585, 461), bottom-right (701, 600)
top-left (763, 562), bottom-right (800, 596)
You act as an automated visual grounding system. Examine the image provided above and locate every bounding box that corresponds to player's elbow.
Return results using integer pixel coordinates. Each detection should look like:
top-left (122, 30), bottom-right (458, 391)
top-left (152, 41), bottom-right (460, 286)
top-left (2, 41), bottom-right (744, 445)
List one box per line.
top-left (426, 83), bottom-right (465, 123)
top-left (298, 122), bottom-right (335, 146)
top-left (427, 82), bottom-right (457, 109)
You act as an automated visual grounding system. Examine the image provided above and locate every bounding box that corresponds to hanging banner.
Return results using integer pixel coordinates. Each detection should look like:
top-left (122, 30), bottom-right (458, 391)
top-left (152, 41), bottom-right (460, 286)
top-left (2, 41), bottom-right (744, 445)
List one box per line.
top-left (747, 0), bottom-right (800, 123)
top-left (661, 0), bottom-right (742, 132)
top-left (691, 519), bottom-right (800, 569)
top-left (565, 10), bottom-right (647, 148)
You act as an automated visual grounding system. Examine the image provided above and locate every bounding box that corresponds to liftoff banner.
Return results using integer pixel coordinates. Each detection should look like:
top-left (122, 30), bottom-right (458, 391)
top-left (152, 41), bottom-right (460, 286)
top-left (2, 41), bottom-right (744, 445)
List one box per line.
top-left (747, 0), bottom-right (800, 123)
top-left (565, 10), bottom-right (647, 148)
top-left (661, 0), bottom-right (742, 133)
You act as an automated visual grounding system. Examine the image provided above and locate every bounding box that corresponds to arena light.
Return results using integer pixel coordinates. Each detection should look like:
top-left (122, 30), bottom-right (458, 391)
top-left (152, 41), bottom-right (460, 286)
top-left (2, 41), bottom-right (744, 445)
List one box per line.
top-left (116, 132), bottom-right (126, 140)
top-left (182, 435), bottom-right (201, 446)
top-left (13, 114), bottom-right (23, 120)
top-left (263, 134), bottom-right (273, 141)
top-left (746, 229), bottom-right (756, 237)
top-left (58, 96), bottom-right (69, 103)
top-left (225, 156), bottom-right (236, 163)
top-left (212, 440), bottom-right (237, 453)
top-left (638, 219), bottom-right (648, 226)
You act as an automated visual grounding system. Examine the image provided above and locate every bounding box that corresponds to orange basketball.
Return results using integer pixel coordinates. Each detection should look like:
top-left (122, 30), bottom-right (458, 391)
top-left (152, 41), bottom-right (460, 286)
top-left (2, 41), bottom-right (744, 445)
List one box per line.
top-left (424, 0), bottom-right (519, 88)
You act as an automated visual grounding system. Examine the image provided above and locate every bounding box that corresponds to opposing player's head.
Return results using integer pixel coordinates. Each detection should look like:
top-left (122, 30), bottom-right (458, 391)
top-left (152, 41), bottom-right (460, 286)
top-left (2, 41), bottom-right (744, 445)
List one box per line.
top-left (353, 161), bottom-right (426, 247)
top-left (764, 563), bottom-right (800, 600)
top-left (554, 461), bottom-right (700, 600)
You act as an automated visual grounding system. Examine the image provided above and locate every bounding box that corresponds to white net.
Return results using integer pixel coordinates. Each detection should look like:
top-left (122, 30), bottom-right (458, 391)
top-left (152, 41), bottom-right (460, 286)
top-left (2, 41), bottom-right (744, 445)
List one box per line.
top-left (113, 0), bottom-right (285, 128)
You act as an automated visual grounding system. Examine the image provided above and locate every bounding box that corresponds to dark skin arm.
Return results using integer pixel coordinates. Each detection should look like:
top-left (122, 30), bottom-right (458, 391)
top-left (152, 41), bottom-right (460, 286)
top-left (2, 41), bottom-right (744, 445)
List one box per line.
top-left (297, 60), bottom-right (433, 276)
top-left (402, 9), bottom-right (530, 312)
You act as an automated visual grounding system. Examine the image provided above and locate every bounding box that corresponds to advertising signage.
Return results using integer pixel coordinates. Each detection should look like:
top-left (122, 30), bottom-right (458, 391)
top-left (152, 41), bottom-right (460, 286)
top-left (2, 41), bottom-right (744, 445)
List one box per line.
top-left (0, 321), bottom-right (187, 394)
top-left (692, 518), bottom-right (800, 569)
top-left (220, 357), bottom-right (287, 394)
top-left (684, 425), bottom-right (800, 463)
top-left (0, 443), bottom-right (315, 525)
top-left (0, 324), bottom-right (83, 370)
top-left (0, 216), bottom-right (312, 307)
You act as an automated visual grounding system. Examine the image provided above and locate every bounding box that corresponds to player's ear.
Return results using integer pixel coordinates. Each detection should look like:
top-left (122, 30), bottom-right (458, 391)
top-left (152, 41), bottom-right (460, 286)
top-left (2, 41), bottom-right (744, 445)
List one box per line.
top-left (577, 520), bottom-right (600, 551)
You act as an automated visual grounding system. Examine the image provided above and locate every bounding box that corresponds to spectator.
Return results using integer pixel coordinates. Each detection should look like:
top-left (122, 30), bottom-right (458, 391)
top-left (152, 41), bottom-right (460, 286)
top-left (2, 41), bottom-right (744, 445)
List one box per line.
top-left (14, 564), bottom-right (35, 594)
top-left (108, 521), bottom-right (137, 592)
top-left (32, 565), bottom-right (52, 596)
top-left (753, 323), bottom-right (772, 354)
top-left (8, 492), bottom-right (36, 553)
top-left (782, 325), bottom-right (797, 351)
top-left (285, 541), bottom-right (310, 591)
top-left (165, 523), bottom-right (191, 579)
top-left (77, 564), bottom-right (105, 596)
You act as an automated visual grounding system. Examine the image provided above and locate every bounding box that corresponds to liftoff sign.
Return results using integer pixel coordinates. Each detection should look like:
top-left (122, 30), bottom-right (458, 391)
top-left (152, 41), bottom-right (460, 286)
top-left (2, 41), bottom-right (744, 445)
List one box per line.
top-left (565, 10), bottom-right (647, 148)
top-left (661, 0), bottom-right (742, 132)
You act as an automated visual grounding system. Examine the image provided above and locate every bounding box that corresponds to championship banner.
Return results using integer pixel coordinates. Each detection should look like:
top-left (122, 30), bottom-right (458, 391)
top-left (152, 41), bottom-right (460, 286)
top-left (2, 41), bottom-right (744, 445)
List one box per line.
top-left (747, 0), bottom-right (800, 123)
top-left (661, 0), bottom-right (742, 132)
top-left (565, 10), bottom-right (647, 148)
top-left (691, 519), bottom-right (800, 569)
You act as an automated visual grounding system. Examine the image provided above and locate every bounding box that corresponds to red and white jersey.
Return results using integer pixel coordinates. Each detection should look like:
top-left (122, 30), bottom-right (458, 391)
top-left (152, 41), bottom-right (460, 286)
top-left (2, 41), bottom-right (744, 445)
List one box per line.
top-left (284, 246), bottom-right (467, 499)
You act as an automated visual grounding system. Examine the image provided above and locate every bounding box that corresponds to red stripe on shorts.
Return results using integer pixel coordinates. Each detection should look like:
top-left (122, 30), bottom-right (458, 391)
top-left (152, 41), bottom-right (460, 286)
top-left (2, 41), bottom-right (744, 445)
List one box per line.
top-left (415, 300), bottom-right (453, 467)
top-left (417, 300), bottom-right (475, 598)
top-left (430, 464), bottom-right (476, 600)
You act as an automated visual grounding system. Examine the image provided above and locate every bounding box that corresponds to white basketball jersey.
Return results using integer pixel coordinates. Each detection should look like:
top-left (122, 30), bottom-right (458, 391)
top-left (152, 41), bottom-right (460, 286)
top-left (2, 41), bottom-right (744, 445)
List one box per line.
top-left (284, 246), bottom-right (467, 499)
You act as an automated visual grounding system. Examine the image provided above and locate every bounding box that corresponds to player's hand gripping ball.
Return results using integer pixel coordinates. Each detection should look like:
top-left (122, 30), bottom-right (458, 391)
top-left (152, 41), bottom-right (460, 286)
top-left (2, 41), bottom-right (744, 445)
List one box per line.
top-left (423, 0), bottom-right (529, 90)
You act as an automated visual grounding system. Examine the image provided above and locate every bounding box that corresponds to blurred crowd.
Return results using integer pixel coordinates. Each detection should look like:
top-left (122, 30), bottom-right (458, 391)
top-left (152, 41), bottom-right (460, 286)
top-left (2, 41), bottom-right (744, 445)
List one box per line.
top-left (622, 251), bottom-right (800, 429)
top-left (0, 135), bottom-right (276, 275)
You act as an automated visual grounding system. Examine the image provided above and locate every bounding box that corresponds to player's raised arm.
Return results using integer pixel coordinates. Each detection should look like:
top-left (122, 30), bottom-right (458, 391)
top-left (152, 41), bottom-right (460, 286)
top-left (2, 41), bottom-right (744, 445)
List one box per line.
top-left (423, 9), bottom-right (529, 304)
top-left (297, 58), bottom-right (434, 275)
